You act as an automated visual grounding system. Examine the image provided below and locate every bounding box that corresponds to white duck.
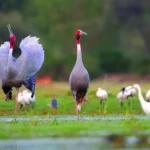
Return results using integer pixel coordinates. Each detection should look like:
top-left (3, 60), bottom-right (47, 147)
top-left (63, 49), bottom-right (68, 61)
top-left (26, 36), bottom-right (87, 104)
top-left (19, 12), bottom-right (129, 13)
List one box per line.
top-left (133, 84), bottom-right (150, 115)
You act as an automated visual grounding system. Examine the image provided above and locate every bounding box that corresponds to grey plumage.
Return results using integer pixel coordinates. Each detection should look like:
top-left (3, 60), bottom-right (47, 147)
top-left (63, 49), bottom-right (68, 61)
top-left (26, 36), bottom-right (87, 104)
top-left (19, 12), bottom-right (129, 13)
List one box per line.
top-left (69, 65), bottom-right (90, 103)
top-left (69, 30), bottom-right (90, 115)
top-left (0, 24), bottom-right (44, 114)
top-left (51, 98), bottom-right (58, 109)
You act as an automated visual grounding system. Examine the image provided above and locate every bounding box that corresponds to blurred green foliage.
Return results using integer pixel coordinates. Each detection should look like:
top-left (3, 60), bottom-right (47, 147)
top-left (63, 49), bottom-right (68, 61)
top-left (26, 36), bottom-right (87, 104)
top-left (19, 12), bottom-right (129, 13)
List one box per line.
top-left (0, 0), bottom-right (150, 80)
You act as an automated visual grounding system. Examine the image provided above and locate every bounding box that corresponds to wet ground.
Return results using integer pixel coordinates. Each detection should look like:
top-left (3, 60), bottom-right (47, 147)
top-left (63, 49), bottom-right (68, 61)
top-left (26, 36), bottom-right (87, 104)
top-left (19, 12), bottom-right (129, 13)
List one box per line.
top-left (0, 136), bottom-right (150, 150)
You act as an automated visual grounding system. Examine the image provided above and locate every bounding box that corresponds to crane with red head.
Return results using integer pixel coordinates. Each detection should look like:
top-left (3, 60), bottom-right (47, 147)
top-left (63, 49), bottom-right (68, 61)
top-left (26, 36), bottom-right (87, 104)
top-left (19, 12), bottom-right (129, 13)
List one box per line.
top-left (0, 24), bottom-right (44, 115)
top-left (69, 29), bottom-right (90, 116)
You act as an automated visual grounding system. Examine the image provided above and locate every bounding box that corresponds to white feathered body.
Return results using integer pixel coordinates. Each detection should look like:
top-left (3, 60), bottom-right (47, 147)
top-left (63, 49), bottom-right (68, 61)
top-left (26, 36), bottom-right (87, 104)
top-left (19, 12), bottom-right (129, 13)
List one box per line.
top-left (0, 36), bottom-right (44, 82)
top-left (117, 85), bottom-right (136, 103)
top-left (146, 89), bottom-right (150, 102)
top-left (22, 90), bottom-right (36, 104)
top-left (134, 84), bottom-right (150, 115)
top-left (117, 90), bottom-right (130, 103)
top-left (18, 92), bottom-right (25, 106)
top-left (125, 86), bottom-right (136, 97)
top-left (96, 88), bottom-right (108, 101)
top-left (17, 90), bottom-right (36, 108)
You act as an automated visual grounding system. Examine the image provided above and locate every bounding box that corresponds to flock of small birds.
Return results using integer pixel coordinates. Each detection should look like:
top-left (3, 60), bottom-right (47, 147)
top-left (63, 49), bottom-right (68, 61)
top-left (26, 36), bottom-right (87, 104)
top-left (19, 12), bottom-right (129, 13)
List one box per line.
top-left (96, 84), bottom-right (150, 115)
top-left (16, 83), bottom-right (150, 116)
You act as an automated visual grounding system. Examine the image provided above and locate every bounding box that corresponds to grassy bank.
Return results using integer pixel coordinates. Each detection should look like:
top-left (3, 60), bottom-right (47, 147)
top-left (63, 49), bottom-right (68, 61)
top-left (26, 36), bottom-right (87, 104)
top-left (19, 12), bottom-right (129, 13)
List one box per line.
top-left (0, 80), bottom-right (148, 115)
top-left (0, 80), bottom-right (149, 139)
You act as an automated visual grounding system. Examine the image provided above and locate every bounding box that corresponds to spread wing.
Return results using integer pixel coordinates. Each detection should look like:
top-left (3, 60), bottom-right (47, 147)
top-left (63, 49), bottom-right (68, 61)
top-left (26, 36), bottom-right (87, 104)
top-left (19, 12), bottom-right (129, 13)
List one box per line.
top-left (15, 36), bottom-right (44, 81)
top-left (0, 42), bottom-right (9, 80)
top-left (22, 75), bottom-right (36, 98)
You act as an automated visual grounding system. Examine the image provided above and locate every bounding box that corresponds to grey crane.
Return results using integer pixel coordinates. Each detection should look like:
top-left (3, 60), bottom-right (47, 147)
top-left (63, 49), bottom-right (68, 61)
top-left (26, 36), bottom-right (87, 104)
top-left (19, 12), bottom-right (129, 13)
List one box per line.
top-left (69, 30), bottom-right (90, 116)
top-left (0, 24), bottom-right (44, 115)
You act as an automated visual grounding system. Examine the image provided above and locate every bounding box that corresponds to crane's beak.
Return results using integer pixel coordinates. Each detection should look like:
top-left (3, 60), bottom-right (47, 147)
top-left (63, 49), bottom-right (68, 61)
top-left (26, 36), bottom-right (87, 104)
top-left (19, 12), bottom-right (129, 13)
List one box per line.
top-left (80, 30), bottom-right (87, 35)
top-left (7, 24), bottom-right (14, 36)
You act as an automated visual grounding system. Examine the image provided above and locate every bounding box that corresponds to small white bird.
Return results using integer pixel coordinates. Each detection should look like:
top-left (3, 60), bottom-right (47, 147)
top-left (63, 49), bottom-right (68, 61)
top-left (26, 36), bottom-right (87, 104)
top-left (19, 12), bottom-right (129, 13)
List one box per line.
top-left (117, 87), bottom-right (131, 106)
top-left (17, 90), bottom-right (36, 110)
top-left (96, 88), bottom-right (108, 105)
top-left (125, 85), bottom-right (136, 97)
top-left (133, 84), bottom-right (150, 115)
top-left (22, 90), bottom-right (36, 105)
top-left (146, 89), bottom-right (150, 102)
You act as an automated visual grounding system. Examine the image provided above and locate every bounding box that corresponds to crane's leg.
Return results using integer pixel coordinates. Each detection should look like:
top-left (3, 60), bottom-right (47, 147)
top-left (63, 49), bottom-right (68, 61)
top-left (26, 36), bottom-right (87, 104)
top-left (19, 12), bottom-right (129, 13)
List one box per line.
top-left (15, 88), bottom-right (19, 116)
top-left (73, 96), bottom-right (78, 116)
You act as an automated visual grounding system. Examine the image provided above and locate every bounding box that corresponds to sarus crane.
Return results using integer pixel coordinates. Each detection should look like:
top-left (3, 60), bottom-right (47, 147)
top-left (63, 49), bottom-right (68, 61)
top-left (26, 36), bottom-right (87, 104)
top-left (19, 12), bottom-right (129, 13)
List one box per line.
top-left (69, 30), bottom-right (90, 116)
top-left (0, 24), bottom-right (44, 114)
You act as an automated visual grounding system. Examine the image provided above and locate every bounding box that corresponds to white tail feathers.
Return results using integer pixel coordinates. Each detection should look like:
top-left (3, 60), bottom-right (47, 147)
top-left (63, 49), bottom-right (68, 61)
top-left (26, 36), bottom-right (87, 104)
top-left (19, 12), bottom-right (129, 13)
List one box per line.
top-left (77, 104), bottom-right (81, 111)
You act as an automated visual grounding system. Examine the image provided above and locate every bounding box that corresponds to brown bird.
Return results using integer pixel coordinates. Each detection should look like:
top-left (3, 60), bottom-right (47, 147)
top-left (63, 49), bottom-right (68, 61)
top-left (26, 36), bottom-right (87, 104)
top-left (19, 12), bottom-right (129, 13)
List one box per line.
top-left (69, 30), bottom-right (90, 116)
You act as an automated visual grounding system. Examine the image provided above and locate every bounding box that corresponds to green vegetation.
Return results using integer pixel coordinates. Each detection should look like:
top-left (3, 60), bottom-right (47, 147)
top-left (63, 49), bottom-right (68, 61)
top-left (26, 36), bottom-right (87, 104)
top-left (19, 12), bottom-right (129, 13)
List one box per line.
top-left (0, 80), bottom-right (149, 139)
top-left (0, 118), bottom-right (150, 139)
top-left (0, 80), bottom-right (146, 115)
top-left (1, 0), bottom-right (150, 79)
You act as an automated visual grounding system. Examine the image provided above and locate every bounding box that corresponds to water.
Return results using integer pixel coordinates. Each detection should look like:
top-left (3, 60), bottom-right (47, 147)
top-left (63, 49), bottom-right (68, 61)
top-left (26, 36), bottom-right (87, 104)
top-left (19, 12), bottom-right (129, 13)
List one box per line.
top-left (0, 136), bottom-right (149, 150)
top-left (0, 114), bottom-right (150, 122)
top-left (0, 115), bottom-right (150, 149)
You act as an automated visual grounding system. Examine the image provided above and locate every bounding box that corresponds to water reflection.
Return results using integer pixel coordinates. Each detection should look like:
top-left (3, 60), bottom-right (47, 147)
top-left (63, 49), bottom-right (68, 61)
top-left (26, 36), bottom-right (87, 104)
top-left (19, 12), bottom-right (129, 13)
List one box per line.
top-left (0, 136), bottom-right (150, 150)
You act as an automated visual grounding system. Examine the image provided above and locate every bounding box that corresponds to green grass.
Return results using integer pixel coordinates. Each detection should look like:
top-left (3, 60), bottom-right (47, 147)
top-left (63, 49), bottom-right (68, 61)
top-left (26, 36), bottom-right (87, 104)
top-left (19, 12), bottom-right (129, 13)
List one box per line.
top-left (0, 80), bottom-right (149, 139)
top-left (0, 80), bottom-right (146, 115)
top-left (0, 116), bottom-right (150, 139)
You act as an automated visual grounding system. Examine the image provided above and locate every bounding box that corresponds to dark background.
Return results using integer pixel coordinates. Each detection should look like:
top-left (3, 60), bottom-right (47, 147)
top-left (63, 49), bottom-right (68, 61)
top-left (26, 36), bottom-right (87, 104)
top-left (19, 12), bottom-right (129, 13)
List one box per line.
top-left (0, 0), bottom-right (150, 80)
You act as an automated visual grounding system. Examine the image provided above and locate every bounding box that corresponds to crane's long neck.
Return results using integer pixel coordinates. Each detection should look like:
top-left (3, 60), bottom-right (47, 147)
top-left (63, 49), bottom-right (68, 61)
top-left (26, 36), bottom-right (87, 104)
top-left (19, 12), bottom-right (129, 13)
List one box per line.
top-left (137, 87), bottom-right (146, 107)
top-left (7, 48), bottom-right (13, 73)
top-left (76, 39), bottom-right (83, 65)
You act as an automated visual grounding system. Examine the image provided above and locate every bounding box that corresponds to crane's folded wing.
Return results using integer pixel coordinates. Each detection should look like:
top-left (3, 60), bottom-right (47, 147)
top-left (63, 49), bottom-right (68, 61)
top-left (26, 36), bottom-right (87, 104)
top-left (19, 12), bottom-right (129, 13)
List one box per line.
top-left (16, 36), bottom-right (44, 80)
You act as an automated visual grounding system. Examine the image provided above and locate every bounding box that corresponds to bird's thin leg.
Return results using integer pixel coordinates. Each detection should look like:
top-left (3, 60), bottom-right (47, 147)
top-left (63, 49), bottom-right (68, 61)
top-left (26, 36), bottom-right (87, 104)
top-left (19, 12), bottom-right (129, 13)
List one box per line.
top-left (102, 101), bottom-right (105, 110)
top-left (120, 101), bottom-right (123, 108)
top-left (20, 104), bottom-right (23, 109)
top-left (74, 96), bottom-right (79, 117)
top-left (100, 99), bottom-right (102, 106)
top-left (99, 100), bottom-right (102, 113)
top-left (132, 98), bottom-right (134, 108)
top-left (103, 100), bottom-right (107, 115)
top-left (76, 103), bottom-right (79, 116)
top-left (15, 88), bottom-right (19, 116)
top-left (73, 95), bottom-right (77, 115)
top-left (128, 99), bottom-right (130, 107)
top-left (73, 95), bottom-right (76, 103)
top-left (54, 108), bottom-right (57, 115)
